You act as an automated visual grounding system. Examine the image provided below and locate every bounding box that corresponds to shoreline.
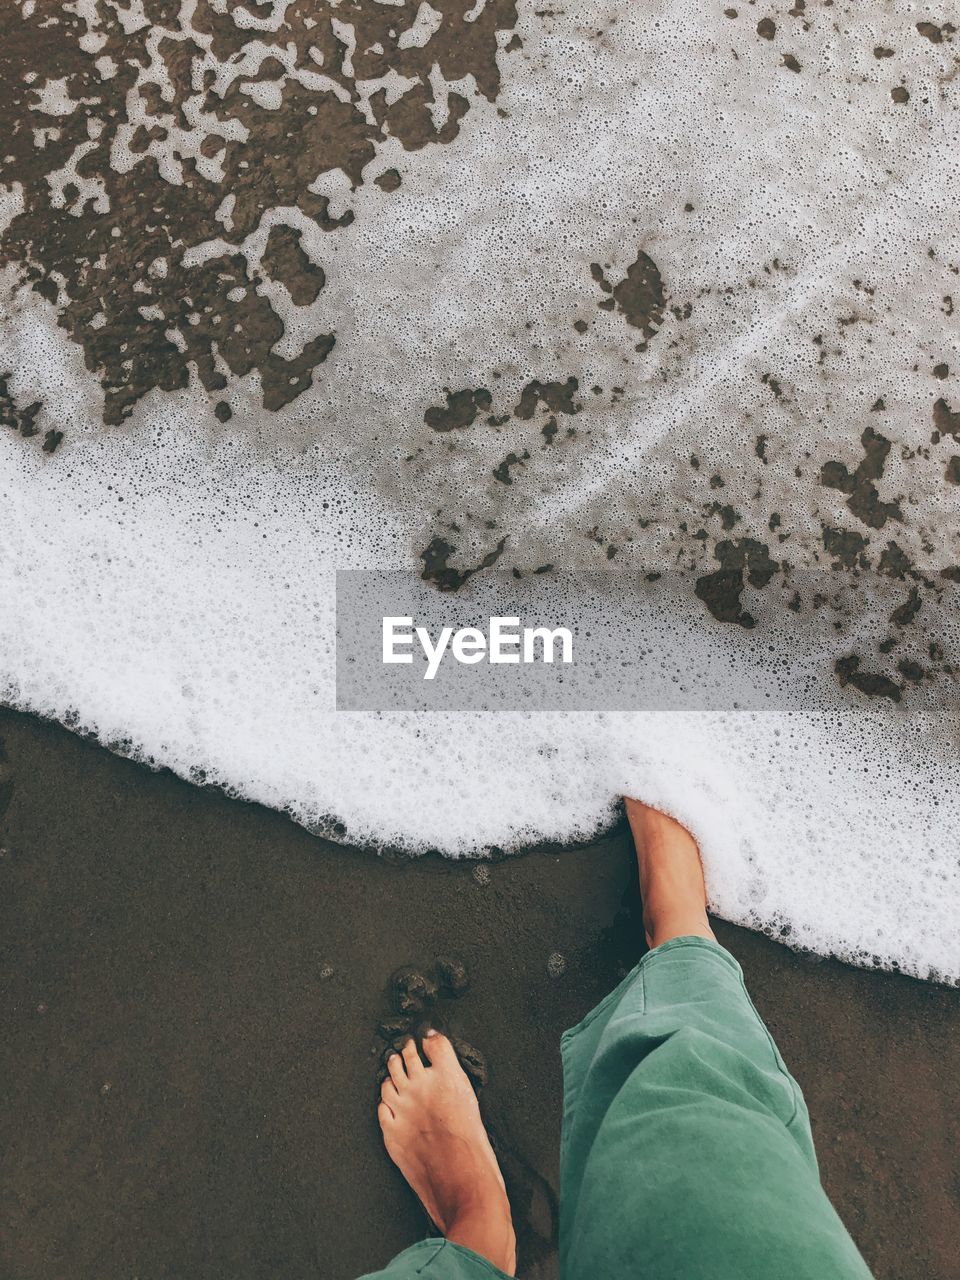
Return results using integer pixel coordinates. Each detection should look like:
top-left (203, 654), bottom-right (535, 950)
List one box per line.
top-left (2, 704), bottom-right (958, 1279)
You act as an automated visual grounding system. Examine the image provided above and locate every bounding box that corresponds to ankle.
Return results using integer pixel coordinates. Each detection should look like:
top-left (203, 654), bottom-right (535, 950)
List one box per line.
top-left (447, 1205), bottom-right (516, 1275)
top-left (643, 906), bottom-right (715, 949)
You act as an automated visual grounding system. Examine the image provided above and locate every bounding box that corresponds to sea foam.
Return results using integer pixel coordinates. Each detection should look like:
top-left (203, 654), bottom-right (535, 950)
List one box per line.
top-left (1, 1), bottom-right (959, 982)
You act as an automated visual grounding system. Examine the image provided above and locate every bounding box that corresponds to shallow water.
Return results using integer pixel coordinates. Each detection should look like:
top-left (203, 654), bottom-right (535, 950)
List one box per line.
top-left (1, 1), bottom-right (959, 981)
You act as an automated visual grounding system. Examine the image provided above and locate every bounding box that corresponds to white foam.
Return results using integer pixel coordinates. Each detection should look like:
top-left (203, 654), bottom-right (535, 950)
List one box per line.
top-left (1, 2), bottom-right (959, 983)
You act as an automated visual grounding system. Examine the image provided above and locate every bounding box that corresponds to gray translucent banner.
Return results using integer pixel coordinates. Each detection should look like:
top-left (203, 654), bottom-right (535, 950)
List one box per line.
top-left (335, 570), bottom-right (954, 712)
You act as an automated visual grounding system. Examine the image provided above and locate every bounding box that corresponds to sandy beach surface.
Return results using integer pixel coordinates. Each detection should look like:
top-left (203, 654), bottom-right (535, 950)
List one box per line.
top-left (1, 704), bottom-right (958, 1280)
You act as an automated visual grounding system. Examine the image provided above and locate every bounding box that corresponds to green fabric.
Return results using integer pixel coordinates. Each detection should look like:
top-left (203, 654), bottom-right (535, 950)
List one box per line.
top-left (360, 937), bottom-right (874, 1280)
top-left (358, 1239), bottom-right (508, 1277)
top-left (560, 936), bottom-right (874, 1279)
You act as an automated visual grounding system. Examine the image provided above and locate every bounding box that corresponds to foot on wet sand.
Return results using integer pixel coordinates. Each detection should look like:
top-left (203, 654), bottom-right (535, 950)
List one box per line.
top-left (378, 1033), bottom-right (516, 1276)
top-left (624, 796), bottom-right (717, 950)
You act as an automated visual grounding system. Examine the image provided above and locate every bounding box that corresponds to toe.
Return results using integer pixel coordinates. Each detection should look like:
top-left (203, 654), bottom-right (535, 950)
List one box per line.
top-left (386, 1052), bottom-right (406, 1087)
top-left (377, 1100), bottom-right (394, 1127)
top-left (420, 1029), bottom-right (458, 1068)
top-left (401, 1037), bottom-right (424, 1075)
top-left (381, 1076), bottom-right (399, 1105)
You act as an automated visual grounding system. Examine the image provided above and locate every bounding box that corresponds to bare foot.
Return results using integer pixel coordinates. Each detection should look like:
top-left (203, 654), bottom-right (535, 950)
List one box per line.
top-left (624, 797), bottom-right (716, 949)
top-left (378, 1033), bottom-right (516, 1276)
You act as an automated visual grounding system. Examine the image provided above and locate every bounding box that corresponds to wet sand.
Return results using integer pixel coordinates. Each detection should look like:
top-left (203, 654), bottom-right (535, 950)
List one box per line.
top-left (1, 705), bottom-right (958, 1280)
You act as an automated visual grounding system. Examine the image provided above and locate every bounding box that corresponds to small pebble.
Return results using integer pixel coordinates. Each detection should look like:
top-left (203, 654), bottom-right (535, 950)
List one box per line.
top-left (319, 964), bottom-right (335, 980)
top-left (436, 956), bottom-right (470, 998)
top-left (547, 952), bottom-right (567, 979)
top-left (391, 966), bottom-right (437, 1014)
top-left (377, 1017), bottom-right (411, 1040)
top-left (451, 1036), bottom-right (488, 1087)
top-left (472, 864), bottom-right (491, 886)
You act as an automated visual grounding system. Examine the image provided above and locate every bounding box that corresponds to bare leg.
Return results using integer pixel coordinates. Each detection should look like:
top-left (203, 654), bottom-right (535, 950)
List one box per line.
top-left (378, 1033), bottom-right (516, 1275)
top-left (624, 797), bottom-right (716, 950)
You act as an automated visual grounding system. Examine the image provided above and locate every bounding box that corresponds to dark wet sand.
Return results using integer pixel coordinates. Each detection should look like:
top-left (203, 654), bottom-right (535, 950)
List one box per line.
top-left (1, 706), bottom-right (958, 1280)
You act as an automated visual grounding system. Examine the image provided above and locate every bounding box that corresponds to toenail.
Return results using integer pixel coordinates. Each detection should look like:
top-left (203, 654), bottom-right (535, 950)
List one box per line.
top-left (424, 1028), bottom-right (438, 1038)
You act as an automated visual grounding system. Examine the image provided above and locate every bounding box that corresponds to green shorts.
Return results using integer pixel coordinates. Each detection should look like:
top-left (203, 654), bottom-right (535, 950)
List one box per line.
top-left (359, 936), bottom-right (874, 1279)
